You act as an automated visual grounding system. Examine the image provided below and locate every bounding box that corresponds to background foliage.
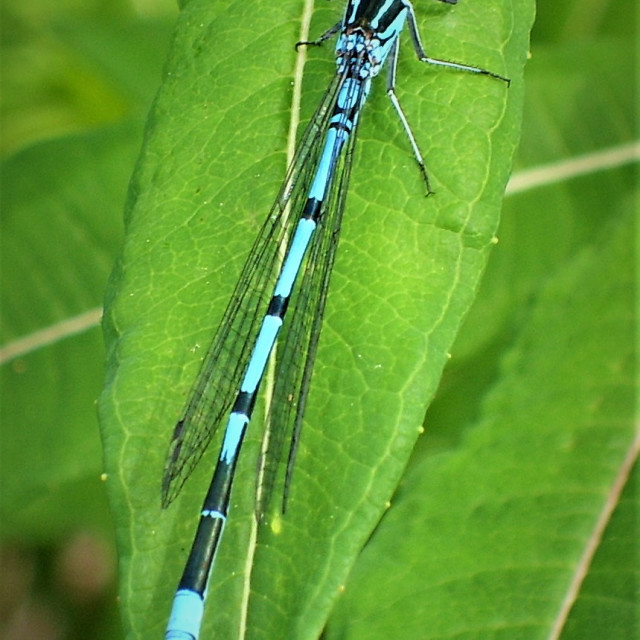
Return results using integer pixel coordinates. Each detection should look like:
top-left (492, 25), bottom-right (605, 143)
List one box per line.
top-left (0, 0), bottom-right (636, 639)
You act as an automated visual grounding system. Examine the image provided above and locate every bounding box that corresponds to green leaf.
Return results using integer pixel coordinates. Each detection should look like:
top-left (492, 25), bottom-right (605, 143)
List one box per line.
top-left (98, 1), bottom-right (529, 638)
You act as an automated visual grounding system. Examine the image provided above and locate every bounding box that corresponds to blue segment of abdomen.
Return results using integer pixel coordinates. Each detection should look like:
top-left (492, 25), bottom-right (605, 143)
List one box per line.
top-left (166, 589), bottom-right (204, 640)
top-left (309, 77), bottom-right (366, 201)
top-left (220, 412), bottom-right (250, 462)
top-left (240, 315), bottom-right (283, 393)
top-left (274, 219), bottom-right (317, 297)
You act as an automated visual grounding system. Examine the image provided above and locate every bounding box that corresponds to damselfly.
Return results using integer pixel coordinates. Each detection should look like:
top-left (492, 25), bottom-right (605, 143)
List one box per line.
top-left (163, 1), bottom-right (508, 638)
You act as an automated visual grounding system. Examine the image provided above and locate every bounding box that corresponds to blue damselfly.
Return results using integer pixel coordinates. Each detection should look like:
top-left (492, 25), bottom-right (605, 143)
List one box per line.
top-left (163, 1), bottom-right (508, 638)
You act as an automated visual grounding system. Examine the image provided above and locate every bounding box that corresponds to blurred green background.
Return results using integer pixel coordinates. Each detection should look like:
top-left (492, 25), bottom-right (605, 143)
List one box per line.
top-left (0, 0), bottom-right (635, 639)
top-left (1, 2), bottom-right (177, 638)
